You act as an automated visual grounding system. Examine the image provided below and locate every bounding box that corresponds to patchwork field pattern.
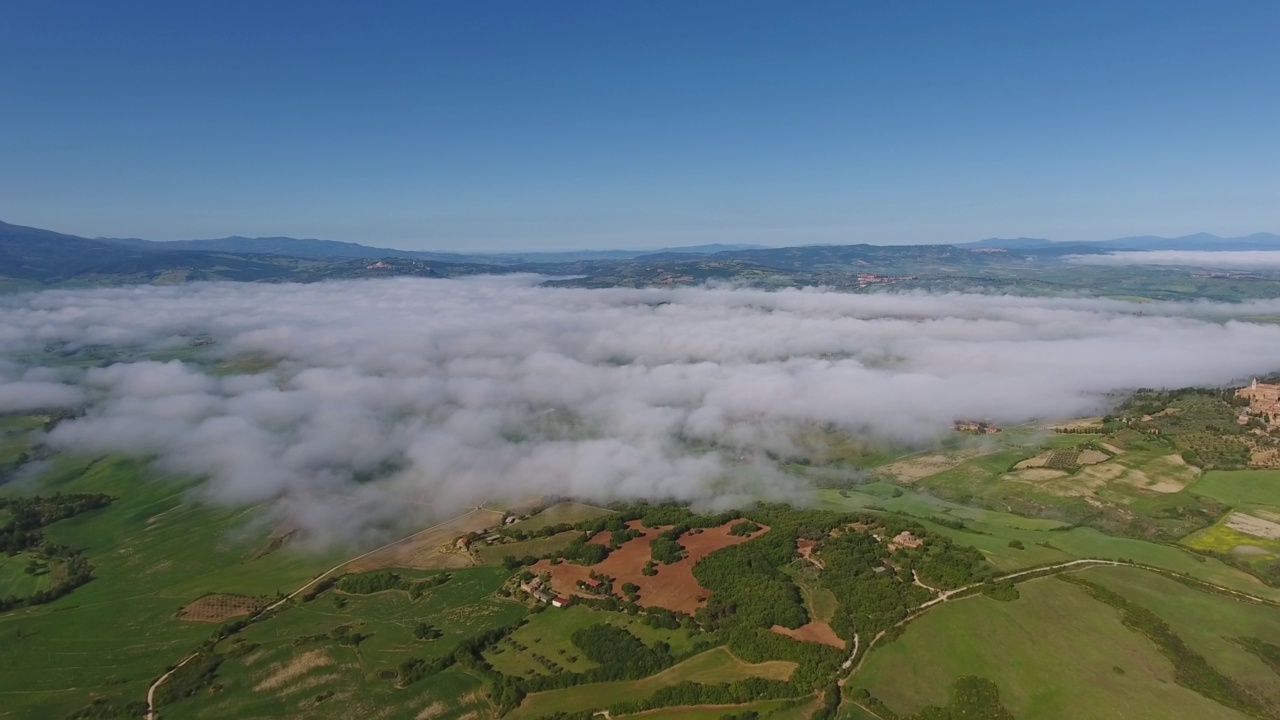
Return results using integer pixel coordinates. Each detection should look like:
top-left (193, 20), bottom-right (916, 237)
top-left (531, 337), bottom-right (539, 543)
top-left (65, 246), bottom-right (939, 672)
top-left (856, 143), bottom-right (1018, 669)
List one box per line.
top-left (532, 520), bottom-right (765, 614)
top-left (178, 593), bottom-right (270, 623)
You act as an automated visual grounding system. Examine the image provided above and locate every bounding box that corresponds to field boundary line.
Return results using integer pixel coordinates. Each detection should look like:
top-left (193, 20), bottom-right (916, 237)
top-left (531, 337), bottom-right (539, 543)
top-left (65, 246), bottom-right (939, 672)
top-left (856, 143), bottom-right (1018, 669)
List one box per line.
top-left (144, 506), bottom-right (489, 720)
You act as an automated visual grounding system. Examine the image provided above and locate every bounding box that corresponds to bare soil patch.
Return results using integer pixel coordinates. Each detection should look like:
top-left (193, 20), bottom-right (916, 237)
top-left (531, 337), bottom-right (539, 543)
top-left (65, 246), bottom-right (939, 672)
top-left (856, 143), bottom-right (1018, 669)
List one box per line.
top-left (1078, 449), bottom-right (1110, 465)
top-left (879, 449), bottom-right (985, 483)
top-left (254, 649), bottom-right (333, 692)
top-left (1225, 512), bottom-right (1280, 540)
top-left (345, 509), bottom-right (504, 572)
top-left (178, 593), bottom-right (268, 623)
top-left (1007, 468), bottom-right (1069, 482)
top-left (770, 621), bottom-right (845, 649)
top-left (1014, 451), bottom-right (1052, 470)
top-left (533, 520), bottom-right (766, 615)
top-left (416, 701), bottom-right (448, 720)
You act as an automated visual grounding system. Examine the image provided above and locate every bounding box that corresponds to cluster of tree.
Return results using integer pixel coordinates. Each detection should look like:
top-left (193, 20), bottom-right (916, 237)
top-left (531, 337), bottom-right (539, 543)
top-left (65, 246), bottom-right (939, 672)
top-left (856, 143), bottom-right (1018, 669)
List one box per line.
top-left (559, 534), bottom-right (610, 565)
top-left (608, 677), bottom-right (798, 715)
top-left (729, 520), bottom-right (761, 537)
top-left (650, 526), bottom-right (687, 564)
top-left (396, 624), bottom-right (523, 709)
top-left (413, 622), bottom-right (442, 640)
top-left (300, 576), bottom-right (338, 602)
top-left (569, 625), bottom-right (673, 678)
top-left (0, 542), bottom-right (97, 613)
top-left (980, 581), bottom-right (1019, 602)
top-left (62, 698), bottom-right (150, 719)
top-left (855, 676), bottom-right (1012, 720)
top-left (910, 536), bottom-right (991, 589)
top-left (607, 526), bottom-right (640, 548)
top-left (0, 493), bottom-right (113, 553)
top-left (1233, 636), bottom-right (1280, 675)
top-left (334, 570), bottom-right (450, 597)
top-left (328, 623), bottom-right (371, 648)
top-left (502, 554), bottom-right (540, 570)
top-left (151, 650), bottom-right (223, 707)
top-left (643, 608), bottom-right (686, 630)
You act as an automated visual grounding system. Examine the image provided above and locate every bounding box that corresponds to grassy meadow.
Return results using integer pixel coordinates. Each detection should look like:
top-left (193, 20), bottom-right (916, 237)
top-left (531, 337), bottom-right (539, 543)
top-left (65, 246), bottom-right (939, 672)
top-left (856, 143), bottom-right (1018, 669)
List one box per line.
top-left (850, 576), bottom-right (1254, 720)
top-left (507, 647), bottom-right (798, 720)
top-left (165, 566), bottom-right (525, 720)
top-left (485, 604), bottom-right (701, 679)
top-left (0, 454), bottom-right (348, 719)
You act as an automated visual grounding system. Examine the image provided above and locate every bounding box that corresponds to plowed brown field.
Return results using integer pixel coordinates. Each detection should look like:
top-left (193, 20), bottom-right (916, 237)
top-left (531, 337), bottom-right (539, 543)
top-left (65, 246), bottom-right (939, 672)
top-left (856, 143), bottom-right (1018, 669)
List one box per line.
top-left (533, 520), bottom-right (767, 615)
top-left (770, 620), bottom-right (845, 649)
top-left (179, 593), bottom-right (267, 623)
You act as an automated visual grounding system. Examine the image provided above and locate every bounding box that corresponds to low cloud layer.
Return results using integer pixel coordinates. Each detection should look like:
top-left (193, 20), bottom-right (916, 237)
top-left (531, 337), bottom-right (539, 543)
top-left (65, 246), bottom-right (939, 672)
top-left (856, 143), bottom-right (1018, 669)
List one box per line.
top-left (1067, 250), bottom-right (1280, 270)
top-left (4, 277), bottom-right (1280, 545)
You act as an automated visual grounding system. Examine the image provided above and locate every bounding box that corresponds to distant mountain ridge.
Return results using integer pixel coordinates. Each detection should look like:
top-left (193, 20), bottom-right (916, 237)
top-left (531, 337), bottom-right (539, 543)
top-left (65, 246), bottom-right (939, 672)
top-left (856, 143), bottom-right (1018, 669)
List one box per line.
top-left (962, 233), bottom-right (1280, 251)
top-left (5, 217), bottom-right (1280, 290)
top-left (100, 234), bottom-right (769, 264)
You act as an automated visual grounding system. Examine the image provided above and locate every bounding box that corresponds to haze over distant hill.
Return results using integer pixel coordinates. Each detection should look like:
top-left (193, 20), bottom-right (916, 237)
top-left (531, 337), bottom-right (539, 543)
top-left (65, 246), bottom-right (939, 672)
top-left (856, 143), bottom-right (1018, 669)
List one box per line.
top-left (962, 232), bottom-right (1280, 251)
top-left (101, 234), bottom-right (769, 264)
top-left (6, 218), bottom-right (1280, 297)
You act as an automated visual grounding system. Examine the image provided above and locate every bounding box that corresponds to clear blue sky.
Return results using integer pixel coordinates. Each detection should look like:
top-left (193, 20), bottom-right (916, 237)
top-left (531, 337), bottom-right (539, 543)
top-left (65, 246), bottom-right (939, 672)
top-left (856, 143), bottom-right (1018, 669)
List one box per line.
top-left (2, 1), bottom-right (1277, 251)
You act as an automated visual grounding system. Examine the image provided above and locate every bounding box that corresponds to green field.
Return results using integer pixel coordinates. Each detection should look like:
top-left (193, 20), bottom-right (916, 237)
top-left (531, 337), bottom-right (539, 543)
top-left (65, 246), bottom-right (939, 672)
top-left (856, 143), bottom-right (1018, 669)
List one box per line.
top-left (511, 502), bottom-right (614, 532)
top-left (0, 553), bottom-right (52, 598)
top-left (0, 455), bottom-right (348, 719)
top-left (472, 531), bottom-right (582, 566)
top-left (165, 566), bottom-right (525, 720)
top-left (616, 698), bottom-right (797, 720)
top-left (1190, 470), bottom-right (1280, 509)
top-left (811, 485), bottom-right (1280, 601)
top-left (851, 575), bottom-right (1252, 720)
top-left (508, 648), bottom-right (798, 720)
top-left (786, 564), bottom-right (838, 624)
top-left (1081, 564), bottom-right (1280, 709)
top-left (485, 604), bottom-right (701, 678)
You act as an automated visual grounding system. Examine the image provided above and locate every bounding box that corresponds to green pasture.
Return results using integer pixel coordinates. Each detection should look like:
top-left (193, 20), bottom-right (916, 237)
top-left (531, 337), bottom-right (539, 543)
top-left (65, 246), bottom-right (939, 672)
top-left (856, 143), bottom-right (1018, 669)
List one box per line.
top-left (485, 604), bottom-right (701, 678)
top-left (166, 566), bottom-right (525, 720)
top-left (617, 698), bottom-right (796, 720)
top-left (1080, 564), bottom-right (1280, 709)
top-left (0, 552), bottom-right (52, 598)
top-left (508, 647), bottom-right (798, 720)
top-left (511, 502), bottom-right (614, 532)
top-left (852, 576), bottom-right (1251, 720)
top-left (472, 531), bottom-right (581, 566)
top-left (164, 656), bottom-right (488, 720)
top-left (812, 484), bottom-right (1277, 600)
top-left (1190, 470), bottom-right (1280, 510)
top-left (785, 564), bottom-right (838, 624)
top-left (0, 454), bottom-right (348, 719)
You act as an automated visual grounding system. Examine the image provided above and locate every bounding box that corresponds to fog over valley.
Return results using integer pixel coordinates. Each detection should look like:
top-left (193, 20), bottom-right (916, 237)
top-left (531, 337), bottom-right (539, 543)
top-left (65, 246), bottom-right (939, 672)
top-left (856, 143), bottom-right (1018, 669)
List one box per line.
top-left (4, 276), bottom-right (1280, 546)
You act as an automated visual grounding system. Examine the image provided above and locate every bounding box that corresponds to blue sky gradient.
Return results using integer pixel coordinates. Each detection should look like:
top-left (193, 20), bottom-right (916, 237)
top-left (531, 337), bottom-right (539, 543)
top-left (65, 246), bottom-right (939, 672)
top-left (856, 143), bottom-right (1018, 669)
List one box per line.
top-left (2, 1), bottom-right (1277, 250)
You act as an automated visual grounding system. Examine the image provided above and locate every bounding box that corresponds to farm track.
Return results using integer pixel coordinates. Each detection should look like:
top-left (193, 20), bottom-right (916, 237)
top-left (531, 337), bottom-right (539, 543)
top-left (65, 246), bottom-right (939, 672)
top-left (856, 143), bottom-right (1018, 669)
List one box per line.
top-left (145, 505), bottom-right (491, 720)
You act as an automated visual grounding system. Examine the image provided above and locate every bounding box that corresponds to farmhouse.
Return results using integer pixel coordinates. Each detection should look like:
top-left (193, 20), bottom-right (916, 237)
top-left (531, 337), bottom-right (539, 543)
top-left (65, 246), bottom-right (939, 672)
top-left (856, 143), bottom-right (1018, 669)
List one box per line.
top-left (551, 596), bottom-right (570, 608)
top-left (887, 531), bottom-right (923, 552)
